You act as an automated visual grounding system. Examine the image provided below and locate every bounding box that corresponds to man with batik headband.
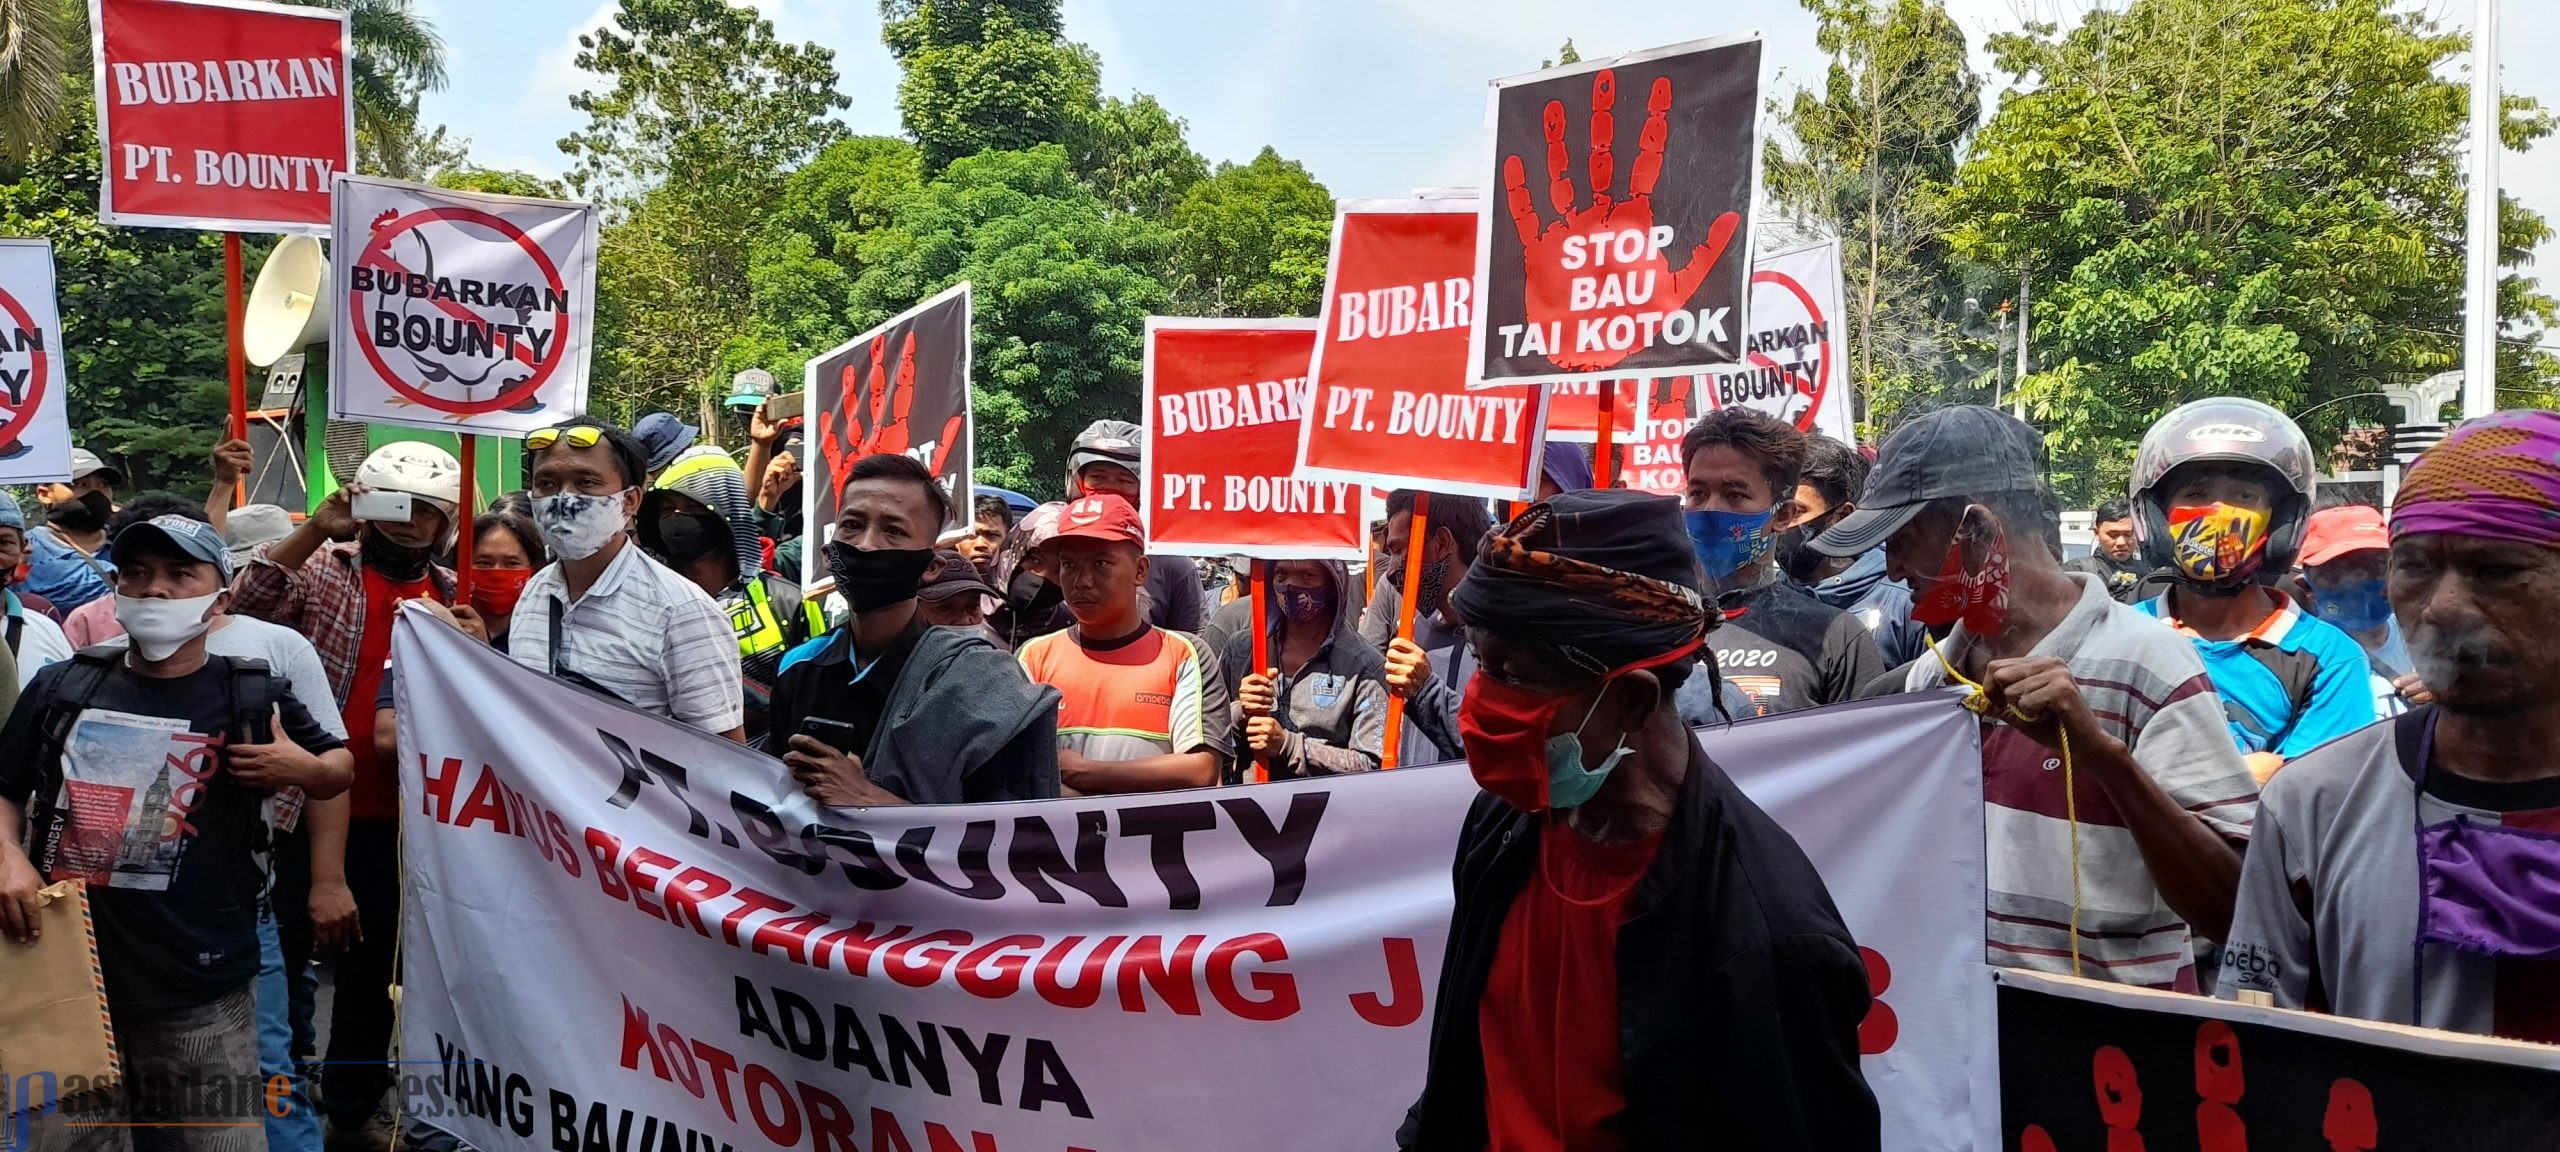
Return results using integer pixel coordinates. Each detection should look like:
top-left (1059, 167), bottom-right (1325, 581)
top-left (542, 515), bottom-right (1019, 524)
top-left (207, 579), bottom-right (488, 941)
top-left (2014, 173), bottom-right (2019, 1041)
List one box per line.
top-left (1397, 489), bottom-right (1877, 1152)
top-left (2220, 410), bottom-right (2560, 1041)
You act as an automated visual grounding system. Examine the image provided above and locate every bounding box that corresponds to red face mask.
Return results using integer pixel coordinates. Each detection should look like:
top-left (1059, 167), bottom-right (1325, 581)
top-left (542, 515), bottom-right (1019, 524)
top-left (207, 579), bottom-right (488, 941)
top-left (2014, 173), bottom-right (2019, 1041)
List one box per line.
top-left (1457, 642), bottom-right (1699, 812)
top-left (468, 566), bottom-right (535, 619)
top-left (1909, 505), bottom-right (2009, 636)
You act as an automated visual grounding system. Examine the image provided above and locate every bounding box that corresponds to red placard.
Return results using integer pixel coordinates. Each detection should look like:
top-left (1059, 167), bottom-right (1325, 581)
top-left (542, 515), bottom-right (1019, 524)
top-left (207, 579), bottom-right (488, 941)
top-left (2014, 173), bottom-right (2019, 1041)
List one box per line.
top-left (1143, 319), bottom-right (1360, 560)
top-left (1543, 378), bottom-right (1643, 443)
top-left (1297, 200), bottom-right (1547, 500)
top-left (91, 0), bottom-right (353, 232)
top-left (1622, 381), bottom-right (1694, 496)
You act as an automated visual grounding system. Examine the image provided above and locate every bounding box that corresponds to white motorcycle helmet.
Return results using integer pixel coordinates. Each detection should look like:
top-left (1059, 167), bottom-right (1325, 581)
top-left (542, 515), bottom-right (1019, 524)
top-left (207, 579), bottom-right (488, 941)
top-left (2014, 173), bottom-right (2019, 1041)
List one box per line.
top-left (354, 441), bottom-right (463, 542)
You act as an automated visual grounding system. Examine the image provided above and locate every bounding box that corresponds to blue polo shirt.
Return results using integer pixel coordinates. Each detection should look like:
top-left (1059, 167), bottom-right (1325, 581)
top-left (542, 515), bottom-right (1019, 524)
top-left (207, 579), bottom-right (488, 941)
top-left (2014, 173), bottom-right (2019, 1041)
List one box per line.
top-left (2137, 590), bottom-right (2378, 758)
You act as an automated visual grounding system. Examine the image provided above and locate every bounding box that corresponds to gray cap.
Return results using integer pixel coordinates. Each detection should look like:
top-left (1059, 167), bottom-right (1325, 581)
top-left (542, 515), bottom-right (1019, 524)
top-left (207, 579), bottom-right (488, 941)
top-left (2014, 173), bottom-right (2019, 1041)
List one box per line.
top-left (725, 368), bottom-right (777, 409)
top-left (1810, 405), bottom-right (2043, 558)
top-left (224, 503), bottom-right (295, 565)
top-left (68, 447), bottom-right (123, 485)
top-left (113, 514), bottom-right (236, 582)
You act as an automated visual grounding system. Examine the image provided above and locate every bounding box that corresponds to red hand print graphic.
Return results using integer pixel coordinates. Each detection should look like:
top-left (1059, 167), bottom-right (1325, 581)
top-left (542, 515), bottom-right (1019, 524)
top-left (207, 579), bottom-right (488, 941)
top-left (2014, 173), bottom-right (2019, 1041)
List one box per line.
top-left (1502, 68), bottom-right (1743, 372)
top-left (816, 329), bottom-right (964, 498)
top-left (2192, 1021), bottom-right (2246, 1152)
top-left (1856, 946), bottom-right (1899, 1055)
top-left (2092, 1045), bottom-right (2147, 1152)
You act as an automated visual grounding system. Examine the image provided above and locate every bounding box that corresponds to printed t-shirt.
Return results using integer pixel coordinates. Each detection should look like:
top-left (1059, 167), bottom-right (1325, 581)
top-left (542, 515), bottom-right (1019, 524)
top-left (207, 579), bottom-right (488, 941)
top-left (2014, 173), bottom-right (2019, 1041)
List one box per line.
top-left (1710, 577), bottom-right (1884, 716)
top-left (347, 566), bottom-right (429, 821)
top-left (1017, 626), bottom-right (1231, 763)
top-left (2219, 707), bottom-right (2560, 1041)
top-left (1900, 572), bottom-right (2259, 989)
top-left (0, 655), bottom-right (344, 1011)
top-left (1480, 817), bottom-right (1662, 1152)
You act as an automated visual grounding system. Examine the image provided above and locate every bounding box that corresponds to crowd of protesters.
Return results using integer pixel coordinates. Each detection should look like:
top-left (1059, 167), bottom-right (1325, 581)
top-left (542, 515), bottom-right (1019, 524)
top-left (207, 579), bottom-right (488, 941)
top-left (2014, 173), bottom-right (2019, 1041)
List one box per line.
top-left (0, 387), bottom-right (2554, 1152)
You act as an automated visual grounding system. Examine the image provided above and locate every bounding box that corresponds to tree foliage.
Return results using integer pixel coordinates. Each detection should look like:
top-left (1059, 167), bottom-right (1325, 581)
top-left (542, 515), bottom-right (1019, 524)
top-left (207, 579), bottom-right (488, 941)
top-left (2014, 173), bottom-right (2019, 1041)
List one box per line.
top-left (284, 0), bottom-right (450, 177)
top-left (0, 0), bottom-right (76, 162)
top-left (847, 145), bottom-right (1170, 494)
top-left (1764, 0), bottom-right (1980, 432)
top-left (1075, 93), bottom-right (1205, 218)
top-left (1167, 146), bottom-right (1331, 317)
top-left (884, 0), bottom-right (1100, 175)
top-left (1945, 0), bottom-right (2553, 499)
top-left (716, 136), bottom-right (924, 389)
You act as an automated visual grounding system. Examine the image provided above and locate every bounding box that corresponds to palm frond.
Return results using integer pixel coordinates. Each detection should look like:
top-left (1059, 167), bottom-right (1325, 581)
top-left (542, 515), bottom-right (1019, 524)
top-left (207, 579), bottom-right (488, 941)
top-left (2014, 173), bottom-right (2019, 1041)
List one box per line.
top-left (0, 0), bottom-right (74, 160)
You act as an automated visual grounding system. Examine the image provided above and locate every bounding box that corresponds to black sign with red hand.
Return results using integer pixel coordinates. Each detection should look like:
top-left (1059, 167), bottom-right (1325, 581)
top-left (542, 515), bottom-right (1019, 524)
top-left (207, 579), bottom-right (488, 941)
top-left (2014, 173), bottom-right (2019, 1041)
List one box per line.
top-left (802, 282), bottom-right (973, 588)
top-left (1470, 35), bottom-right (1761, 386)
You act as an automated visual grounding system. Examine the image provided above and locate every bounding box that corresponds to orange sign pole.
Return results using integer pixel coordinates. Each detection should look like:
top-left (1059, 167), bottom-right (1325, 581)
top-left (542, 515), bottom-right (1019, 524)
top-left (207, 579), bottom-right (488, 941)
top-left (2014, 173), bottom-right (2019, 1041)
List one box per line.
top-left (1380, 492), bottom-right (1432, 771)
top-left (1593, 381), bottom-right (1620, 488)
top-left (1248, 559), bottom-right (1272, 785)
top-left (454, 435), bottom-right (477, 601)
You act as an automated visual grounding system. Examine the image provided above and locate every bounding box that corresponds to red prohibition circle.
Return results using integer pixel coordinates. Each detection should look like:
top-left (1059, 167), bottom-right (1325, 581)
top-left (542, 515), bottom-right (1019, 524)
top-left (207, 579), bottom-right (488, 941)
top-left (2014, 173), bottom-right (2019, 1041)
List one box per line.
top-left (0, 284), bottom-right (50, 448)
top-left (351, 206), bottom-right (571, 415)
top-left (1702, 269), bottom-right (1830, 432)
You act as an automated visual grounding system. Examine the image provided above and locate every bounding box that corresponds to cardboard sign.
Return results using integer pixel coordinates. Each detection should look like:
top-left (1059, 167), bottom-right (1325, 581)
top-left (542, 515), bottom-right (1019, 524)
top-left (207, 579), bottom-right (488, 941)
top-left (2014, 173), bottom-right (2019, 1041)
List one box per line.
top-left (1469, 34), bottom-right (1762, 387)
top-left (0, 240), bottom-right (71, 484)
top-left (1298, 201), bottom-right (1547, 500)
top-left (1694, 239), bottom-right (1854, 443)
top-left (1542, 378), bottom-right (1644, 444)
top-left (89, 0), bottom-right (353, 232)
top-left (803, 283), bottom-right (973, 586)
top-left (1997, 969), bottom-right (2560, 1151)
top-left (328, 176), bottom-right (599, 436)
top-left (1142, 319), bottom-right (1359, 560)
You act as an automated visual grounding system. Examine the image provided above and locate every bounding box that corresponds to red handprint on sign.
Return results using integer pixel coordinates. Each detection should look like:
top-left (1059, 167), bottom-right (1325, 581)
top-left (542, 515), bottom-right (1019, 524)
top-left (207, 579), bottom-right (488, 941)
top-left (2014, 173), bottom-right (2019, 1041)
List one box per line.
top-left (1503, 68), bottom-right (1743, 372)
top-left (1856, 946), bottom-right (1899, 1055)
top-left (816, 329), bottom-right (965, 503)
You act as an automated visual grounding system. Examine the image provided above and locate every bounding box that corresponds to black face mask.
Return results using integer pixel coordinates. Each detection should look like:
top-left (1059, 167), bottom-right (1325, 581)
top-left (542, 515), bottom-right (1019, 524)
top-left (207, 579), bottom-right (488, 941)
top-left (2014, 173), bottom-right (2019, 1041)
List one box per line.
top-left (359, 525), bottom-right (433, 581)
top-left (1774, 515), bottom-right (1839, 583)
top-left (45, 490), bottom-right (110, 533)
top-left (825, 541), bottom-right (935, 613)
top-left (655, 512), bottom-right (728, 569)
top-left (1004, 569), bottom-right (1064, 617)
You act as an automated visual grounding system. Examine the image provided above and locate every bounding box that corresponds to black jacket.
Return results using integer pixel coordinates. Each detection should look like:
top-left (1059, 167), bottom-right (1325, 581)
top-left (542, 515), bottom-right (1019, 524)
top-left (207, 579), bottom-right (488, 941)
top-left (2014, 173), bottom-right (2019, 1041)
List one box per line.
top-left (1397, 737), bottom-right (1881, 1151)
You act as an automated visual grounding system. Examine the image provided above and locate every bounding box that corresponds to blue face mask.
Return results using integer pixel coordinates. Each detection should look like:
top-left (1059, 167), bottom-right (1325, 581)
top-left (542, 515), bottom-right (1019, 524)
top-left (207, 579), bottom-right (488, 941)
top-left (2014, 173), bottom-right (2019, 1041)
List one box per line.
top-left (1545, 690), bottom-right (1633, 809)
top-left (2312, 577), bottom-right (2392, 634)
top-left (1685, 507), bottom-right (1776, 581)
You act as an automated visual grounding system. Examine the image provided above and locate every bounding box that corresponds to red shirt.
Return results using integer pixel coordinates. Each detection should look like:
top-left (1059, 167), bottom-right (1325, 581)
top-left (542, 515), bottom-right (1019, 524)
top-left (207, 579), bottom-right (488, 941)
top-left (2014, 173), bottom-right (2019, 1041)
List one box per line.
top-left (346, 566), bottom-right (431, 821)
top-left (1479, 815), bottom-right (1663, 1152)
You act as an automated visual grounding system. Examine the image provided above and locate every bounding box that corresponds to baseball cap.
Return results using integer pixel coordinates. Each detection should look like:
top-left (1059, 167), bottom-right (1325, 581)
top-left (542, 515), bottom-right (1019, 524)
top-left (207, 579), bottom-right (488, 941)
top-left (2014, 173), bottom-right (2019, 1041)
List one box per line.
top-left (1811, 406), bottom-right (2043, 558)
top-left (2301, 505), bottom-right (2389, 566)
top-left (632, 412), bottom-right (701, 473)
top-left (916, 549), bottom-right (997, 602)
top-left (726, 368), bottom-right (777, 410)
top-left (1051, 494), bottom-right (1144, 548)
top-left (68, 447), bottom-right (124, 486)
top-left (113, 514), bottom-right (235, 582)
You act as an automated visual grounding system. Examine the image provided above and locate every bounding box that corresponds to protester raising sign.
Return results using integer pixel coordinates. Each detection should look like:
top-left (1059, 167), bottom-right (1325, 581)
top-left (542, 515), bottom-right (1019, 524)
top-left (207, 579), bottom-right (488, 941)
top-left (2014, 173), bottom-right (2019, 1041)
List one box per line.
top-left (1469, 34), bottom-right (1762, 387)
top-left (0, 241), bottom-right (70, 484)
top-left (1142, 319), bottom-right (1359, 559)
top-left (327, 175), bottom-right (599, 436)
top-left (1996, 970), bottom-right (2560, 1151)
top-left (90, 0), bottom-right (353, 232)
top-left (803, 283), bottom-right (973, 585)
top-left (1299, 200), bottom-right (1547, 500)
top-left (1695, 238), bottom-right (1853, 443)
top-left (392, 612), bottom-right (1989, 1152)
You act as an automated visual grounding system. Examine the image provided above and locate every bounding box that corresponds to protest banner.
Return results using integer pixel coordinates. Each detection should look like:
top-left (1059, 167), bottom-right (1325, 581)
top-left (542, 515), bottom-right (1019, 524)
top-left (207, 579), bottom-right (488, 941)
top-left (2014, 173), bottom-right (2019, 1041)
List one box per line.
top-left (327, 175), bottom-right (599, 437)
top-left (1541, 378), bottom-right (1644, 444)
top-left (1141, 319), bottom-right (1356, 560)
top-left (1693, 238), bottom-right (1853, 443)
top-left (1298, 200), bottom-right (1547, 501)
top-left (89, 0), bottom-right (353, 233)
top-left (0, 240), bottom-right (71, 484)
top-left (803, 283), bottom-right (973, 588)
top-left (1622, 381), bottom-right (1692, 495)
top-left (1469, 34), bottom-right (1762, 388)
top-left (1996, 969), bottom-right (2560, 1151)
top-left (393, 611), bottom-right (1987, 1152)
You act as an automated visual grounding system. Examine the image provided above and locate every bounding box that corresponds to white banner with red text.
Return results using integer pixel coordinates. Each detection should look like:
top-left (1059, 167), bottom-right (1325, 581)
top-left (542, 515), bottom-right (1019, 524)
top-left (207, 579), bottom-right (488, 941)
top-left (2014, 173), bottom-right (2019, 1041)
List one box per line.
top-left (392, 612), bottom-right (1987, 1152)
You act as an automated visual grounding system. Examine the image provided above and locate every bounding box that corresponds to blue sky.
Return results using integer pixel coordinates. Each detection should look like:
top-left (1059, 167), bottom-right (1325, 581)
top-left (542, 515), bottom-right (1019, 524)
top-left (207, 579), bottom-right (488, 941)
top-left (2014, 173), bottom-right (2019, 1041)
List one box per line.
top-left (413, 0), bottom-right (2560, 290)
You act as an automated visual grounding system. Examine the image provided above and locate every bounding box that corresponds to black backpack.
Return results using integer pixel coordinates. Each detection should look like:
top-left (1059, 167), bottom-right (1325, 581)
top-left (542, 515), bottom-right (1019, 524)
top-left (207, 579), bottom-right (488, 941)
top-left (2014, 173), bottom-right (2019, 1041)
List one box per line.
top-left (25, 647), bottom-right (287, 850)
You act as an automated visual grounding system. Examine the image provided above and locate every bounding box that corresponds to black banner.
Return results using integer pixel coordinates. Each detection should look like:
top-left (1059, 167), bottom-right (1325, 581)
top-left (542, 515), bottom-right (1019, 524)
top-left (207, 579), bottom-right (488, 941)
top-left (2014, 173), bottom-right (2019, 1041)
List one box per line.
top-left (802, 283), bottom-right (972, 587)
top-left (1998, 976), bottom-right (2560, 1151)
top-left (1472, 35), bottom-right (1760, 385)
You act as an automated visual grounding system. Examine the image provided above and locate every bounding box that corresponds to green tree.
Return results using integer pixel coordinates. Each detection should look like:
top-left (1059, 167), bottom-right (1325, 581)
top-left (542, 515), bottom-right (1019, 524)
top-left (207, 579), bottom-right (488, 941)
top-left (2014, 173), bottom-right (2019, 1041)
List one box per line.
top-left (1764, 0), bottom-right (1980, 431)
top-left (562, 0), bottom-right (850, 417)
top-left (848, 144), bottom-right (1170, 493)
top-left (715, 135), bottom-right (923, 388)
top-left (0, 0), bottom-right (75, 161)
top-left (1075, 93), bottom-right (1205, 218)
top-left (1541, 39), bottom-right (1581, 69)
top-left (283, 0), bottom-right (450, 178)
top-left (1167, 146), bottom-right (1331, 317)
top-left (1945, 0), bottom-right (2553, 499)
top-left (883, 0), bottom-right (1102, 174)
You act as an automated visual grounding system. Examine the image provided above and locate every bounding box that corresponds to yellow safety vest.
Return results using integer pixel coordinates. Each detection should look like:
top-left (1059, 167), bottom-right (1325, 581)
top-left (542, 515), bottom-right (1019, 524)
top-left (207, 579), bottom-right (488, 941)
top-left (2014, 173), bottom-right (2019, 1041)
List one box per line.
top-left (727, 575), bottom-right (827, 659)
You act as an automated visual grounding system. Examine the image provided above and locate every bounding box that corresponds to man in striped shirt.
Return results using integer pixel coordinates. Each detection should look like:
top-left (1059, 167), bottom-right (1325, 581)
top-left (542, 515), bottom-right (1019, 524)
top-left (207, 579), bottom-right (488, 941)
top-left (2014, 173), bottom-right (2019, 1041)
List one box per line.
top-left (1017, 494), bottom-right (1230, 794)
top-left (1820, 407), bottom-right (2256, 990)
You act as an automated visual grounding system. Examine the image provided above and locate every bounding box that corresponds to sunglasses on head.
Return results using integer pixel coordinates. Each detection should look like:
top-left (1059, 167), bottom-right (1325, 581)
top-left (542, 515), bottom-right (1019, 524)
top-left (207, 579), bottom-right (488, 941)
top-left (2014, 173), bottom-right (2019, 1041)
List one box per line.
top-left (526, 425), bottom-right (606, 452)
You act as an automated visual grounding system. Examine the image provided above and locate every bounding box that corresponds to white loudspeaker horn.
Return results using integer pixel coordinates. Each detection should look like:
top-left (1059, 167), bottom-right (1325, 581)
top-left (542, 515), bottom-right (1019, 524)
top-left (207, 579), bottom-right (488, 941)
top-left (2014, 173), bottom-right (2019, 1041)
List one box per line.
top-left (244, 235), bottom-right (331, 368)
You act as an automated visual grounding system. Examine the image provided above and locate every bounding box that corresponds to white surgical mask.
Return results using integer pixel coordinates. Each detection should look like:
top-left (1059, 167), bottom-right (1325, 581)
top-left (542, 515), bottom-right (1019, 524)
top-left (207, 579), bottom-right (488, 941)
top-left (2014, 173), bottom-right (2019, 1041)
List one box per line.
top-left (116, 593), bottom-right (219, 661)
top-left (532, 489), bottom-right (632, 562)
